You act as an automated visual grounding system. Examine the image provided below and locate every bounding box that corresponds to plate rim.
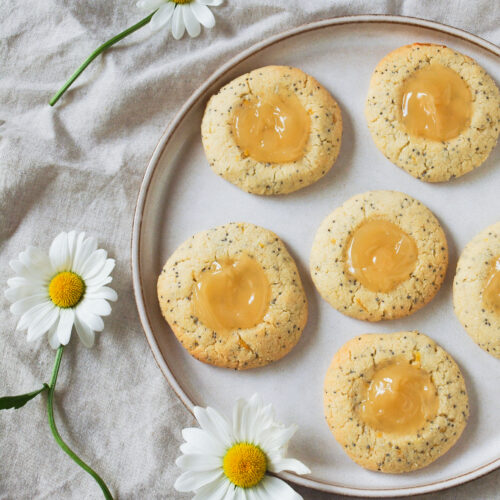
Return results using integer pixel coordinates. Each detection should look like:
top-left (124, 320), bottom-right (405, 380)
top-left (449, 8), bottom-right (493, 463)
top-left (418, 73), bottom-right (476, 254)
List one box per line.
top-left (131, 14), bottom-right (500, 497)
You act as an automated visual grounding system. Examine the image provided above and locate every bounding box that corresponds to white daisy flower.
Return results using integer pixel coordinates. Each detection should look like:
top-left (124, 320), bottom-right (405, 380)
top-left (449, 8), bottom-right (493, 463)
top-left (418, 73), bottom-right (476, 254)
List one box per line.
top-left (175, 394), bottom-right (311, 499)
top-left (5, 231), bottom-right (117, 349)
top-left (137, 0), bottom-right (223, 40)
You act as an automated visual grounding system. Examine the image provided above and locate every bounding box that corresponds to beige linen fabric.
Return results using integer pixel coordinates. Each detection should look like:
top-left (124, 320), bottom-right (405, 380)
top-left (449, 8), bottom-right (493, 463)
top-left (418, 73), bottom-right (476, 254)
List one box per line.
top-left (0, 1), bottom-right (499, 498)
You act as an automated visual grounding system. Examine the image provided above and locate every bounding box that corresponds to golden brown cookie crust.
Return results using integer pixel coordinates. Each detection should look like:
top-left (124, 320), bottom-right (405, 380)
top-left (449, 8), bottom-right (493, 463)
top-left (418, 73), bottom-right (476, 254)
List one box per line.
top-left (201, 65), bottom-right (342, 195)
top-left (324, 331), bottom-right (469, 473)
top-left (310, 190), bottom-right (448, 321)
top-left (365, 43), bottom-right (500, 182)
top-left (453, 221), bottom-right (500, 359)
top-left (157, 222), bottom-right (308, 370)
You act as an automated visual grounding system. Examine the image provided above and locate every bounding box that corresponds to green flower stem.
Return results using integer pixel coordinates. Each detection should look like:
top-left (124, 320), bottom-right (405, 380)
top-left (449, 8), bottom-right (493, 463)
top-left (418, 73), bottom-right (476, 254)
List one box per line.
top-left (49, 11), bottom-right (157, 106)
top-left (47, 346), bottom-right (114, 500)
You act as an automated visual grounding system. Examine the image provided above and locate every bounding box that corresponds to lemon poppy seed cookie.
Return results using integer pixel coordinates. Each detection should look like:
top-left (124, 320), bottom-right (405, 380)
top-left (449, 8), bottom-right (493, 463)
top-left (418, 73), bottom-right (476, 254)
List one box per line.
top-left (157, 222), bottom-right (308, 370)
top-left (324, 332), bottom-right (469, 473)
top-left (201, 65), bottom-right (342, 195)
top-left (310, 191), bottom-right (448, 321)
top-left (366, 43), bottom-right (500, 182)
top-left (453, 221), bottom-right (500, 358)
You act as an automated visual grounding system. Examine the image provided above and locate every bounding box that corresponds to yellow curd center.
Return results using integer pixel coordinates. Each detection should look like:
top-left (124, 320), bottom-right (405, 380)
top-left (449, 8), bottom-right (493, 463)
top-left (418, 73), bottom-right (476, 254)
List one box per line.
top-left (360, 359), bottom-right (439, 435)
top-left (401, 64), bottom-right (472, 141)
top-left (483, 256), bottom-right (500, 313)
top-left (232, 91), bottom-right (310, 163)
top-left (192, 254), bottom-right (270, 332)
top-left (346, 219), bottom-right (418, 293)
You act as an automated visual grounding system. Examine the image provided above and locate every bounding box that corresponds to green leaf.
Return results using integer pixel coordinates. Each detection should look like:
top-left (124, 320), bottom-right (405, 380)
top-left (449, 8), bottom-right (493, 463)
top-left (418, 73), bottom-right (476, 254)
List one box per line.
top-left (0, 384), bottom-right (49, 410)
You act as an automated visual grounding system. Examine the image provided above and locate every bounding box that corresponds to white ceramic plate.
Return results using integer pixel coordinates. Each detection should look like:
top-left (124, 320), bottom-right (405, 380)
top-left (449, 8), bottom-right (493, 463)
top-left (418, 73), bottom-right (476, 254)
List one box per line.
top-left (132, 15), bottom-right (500, 497)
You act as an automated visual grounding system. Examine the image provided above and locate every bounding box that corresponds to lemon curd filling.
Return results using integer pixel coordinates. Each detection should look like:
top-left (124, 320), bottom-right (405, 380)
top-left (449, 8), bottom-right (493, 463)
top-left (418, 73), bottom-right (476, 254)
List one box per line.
top-left (223, 443), bottom-right (267, 488)
top-left (360, 359), bottom-right (439, 435)
top-left (192, 254), bottom-right (271, 332)
top-left (483, 256), bottom-right (500, 313)
top-left (346, 219), bottom-right (418, 293)
top-left (401, 63), bottom-right (472, 141)
top-left (232, 91), bottom-right (311, 163)
top-left (48, 271), bottom-right (85, 308)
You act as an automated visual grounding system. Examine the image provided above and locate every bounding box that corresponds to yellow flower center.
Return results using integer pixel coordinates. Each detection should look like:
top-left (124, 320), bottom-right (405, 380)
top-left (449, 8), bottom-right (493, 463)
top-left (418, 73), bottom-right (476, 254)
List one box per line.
top-left (171, 0), bottom-right (192, 4)
top-left (48, 271), bottom-right (85, 308)
top-left (222, 443), bottom-right (267, 489)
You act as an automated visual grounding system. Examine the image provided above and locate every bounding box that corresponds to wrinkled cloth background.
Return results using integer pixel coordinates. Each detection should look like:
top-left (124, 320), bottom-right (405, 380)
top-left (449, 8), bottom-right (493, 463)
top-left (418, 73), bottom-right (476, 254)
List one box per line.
top-left (1, 1), bottom-right (499, 499)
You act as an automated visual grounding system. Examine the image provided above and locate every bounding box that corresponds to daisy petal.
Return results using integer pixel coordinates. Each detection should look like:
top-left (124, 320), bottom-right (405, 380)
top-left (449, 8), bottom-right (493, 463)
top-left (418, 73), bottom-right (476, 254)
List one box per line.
top-left (86, 286), bottom-right (117, 302)
top-left (137, 0), bottom-right (164, 11)
top-left (88, 276), bottom-right (112, 288)
top-left (191, 2), bottom-right (216, 28)
top-left (6, 274), bottom-right (42, 301)
top-left (10, 293), bottom-right (47, 316)
top-left (245, 488), bottom-right (262, 500)
top-left (17, 301), bottom-right (53, 331)
top-left (26, 246), bottom-right (48, 265)
top-left (76, 303), bottom-right (104, 332)
top-left (194, 406), bottom-right (233, 448)
top-left (27, 305), bottom-right (59, 342)
top-left (17, 249), bottom-right (31, 268)
top-left (20, 247), bottom-right (50, 276)
top-left (184, 5), bottom-right (201, 37)
top-left (180, 442), bottom-right (198, 455)
top-left (197, 0), bottom-right (223, 6)
top-left (24, 255), bottom-right (52, 281)
top-left (79, 249), bottom-right (107, 281)
top-left (176, 453), bottom-right (221, 472)
top-left (174, 469), bottom-right (223, 492)
top-left (255, 403), bottom-right (275, 433)
top-left (49, 232), bottom-right (70, 271)
top-left (56, 308), bottom-right (75, 345)
top-left (182, 427), bottom-right (226, 457)
top-left (233, 395), bottom-right (261, 443)
top-left (74, 315), bottom-right (95, 348)
top-left (232, 398), bottom-right (248, 442)
top-left (5, 284), bottom-right (39, 303)
top-left (258, 425), bottom-right (297, 453)
top-left (8, 260), bottom-right (45, 284)
top-left (48, 323), bottom-right (60, 349)
top-left (233, 488), bottom-right (246, 500)
top-left (193, 477), bottom-right (230, 500)
top-left (83, 298), bottom-right (112, 316)
top-left (171, 5), bottom-right (185, 40)
top-left (257, 475), bottom-right (302, 500)
top-left (72, 233), bottom-right (96, 274)
top-left (7, 277), bottom-right (27, 288)
top-left (84, 259), bottom-right (115, 288)
top-left (268, 457), bottom-right (311, 475)
top-left (66, 231), bottom-right (77, 263)
top-left (9, 259), bottom-right (25, 275)
top-left (149, 2), bottom-right (175, 31)
top-left (69, 232), bottom-right (86, 271)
